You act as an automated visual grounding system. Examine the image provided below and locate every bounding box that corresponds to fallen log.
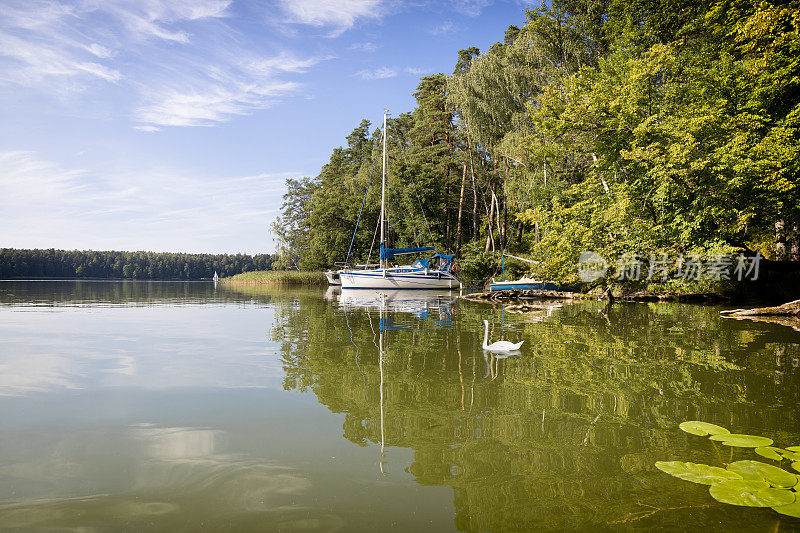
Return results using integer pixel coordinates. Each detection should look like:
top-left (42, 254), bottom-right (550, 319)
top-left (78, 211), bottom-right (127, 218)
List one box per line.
top-left (720, 299), bottom-right (800, 317)
top-left (460, 289), bottom-right (595, 303)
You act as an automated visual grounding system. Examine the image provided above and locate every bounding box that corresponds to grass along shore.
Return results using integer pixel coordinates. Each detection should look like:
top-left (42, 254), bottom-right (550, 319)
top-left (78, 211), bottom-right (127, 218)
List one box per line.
top-left (219, 270), bottom-right (326, 286)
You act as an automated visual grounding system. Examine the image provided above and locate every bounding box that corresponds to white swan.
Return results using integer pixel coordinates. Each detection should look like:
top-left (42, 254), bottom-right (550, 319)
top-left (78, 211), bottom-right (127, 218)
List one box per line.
top-left (482, 320), bottom-right (524, 353)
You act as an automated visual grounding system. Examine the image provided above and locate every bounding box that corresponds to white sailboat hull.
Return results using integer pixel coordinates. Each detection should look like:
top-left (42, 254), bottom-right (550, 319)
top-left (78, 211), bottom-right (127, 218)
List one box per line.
top-left (340, 269), bottom-right (459, 290)
top-left (324, 270), bottom-right (341, 285)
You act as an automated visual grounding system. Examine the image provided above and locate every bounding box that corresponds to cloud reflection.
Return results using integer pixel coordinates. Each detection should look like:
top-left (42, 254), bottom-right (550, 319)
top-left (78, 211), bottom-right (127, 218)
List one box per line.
top-left (0, 304), bottom-right (284, 396)
top-left (0, 423), bottom-right (333, 530)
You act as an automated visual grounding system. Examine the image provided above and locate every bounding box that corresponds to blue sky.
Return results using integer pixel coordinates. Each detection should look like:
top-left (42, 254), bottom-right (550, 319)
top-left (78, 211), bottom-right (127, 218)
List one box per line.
top-left (0, 0), bottom-right (533, 254)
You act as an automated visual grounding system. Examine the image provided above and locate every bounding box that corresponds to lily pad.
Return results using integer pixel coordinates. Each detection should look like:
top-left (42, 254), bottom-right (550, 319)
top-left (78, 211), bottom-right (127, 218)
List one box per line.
top-left (755, 447), bottom-right (785, 461)
top-left (709, 479), bottom-right (795, 507)
top-left (679, 421), bottom-right (730, 437)
top-left (727, 460), bottom-right (798, 488)
top-left (655, 461), bottom-right (743, 485)
top-left (709, 433), bottom-right (774, 448)
top-left (773, 499), bottom-right (800, 518)
top-left (752, 447), bottom-right (800, 462)
top-left (782, 450), bottom-right (800, 462)
top-left (793, 462), bottom-right (800, 473)
top-left (787, 446), bottom-right (800, 452)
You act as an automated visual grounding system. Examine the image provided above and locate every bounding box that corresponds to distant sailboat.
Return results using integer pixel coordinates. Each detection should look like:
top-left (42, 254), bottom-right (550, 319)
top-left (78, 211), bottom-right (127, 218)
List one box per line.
top-left (213, 271), bottom-right (219, 285)
top-left (339, 110), bottom-right (460, 290)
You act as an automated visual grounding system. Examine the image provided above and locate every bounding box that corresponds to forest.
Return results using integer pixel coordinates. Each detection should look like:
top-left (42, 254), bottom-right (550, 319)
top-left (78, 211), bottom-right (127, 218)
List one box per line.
top-left (273, 0), bottom-right (800, 286)
top-left (0, 248), bottom-right (276, 280)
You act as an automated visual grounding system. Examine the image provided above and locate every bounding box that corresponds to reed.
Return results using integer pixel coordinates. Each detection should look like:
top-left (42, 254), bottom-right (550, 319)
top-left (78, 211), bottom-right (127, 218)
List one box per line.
top-left (219, 270), bottom-right (326, 286)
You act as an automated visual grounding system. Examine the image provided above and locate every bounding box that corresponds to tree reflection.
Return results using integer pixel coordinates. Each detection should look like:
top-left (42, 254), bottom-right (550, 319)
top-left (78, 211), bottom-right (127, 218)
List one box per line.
top-left (263, 289), bottom-right (800, 530)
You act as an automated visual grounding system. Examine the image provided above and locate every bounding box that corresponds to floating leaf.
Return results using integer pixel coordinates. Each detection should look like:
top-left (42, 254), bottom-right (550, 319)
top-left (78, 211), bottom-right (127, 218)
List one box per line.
top-left (727, 460), bottom-right (798, 488)
top-left (709, 480), bottom-right (795, 507)
top-left (773, 500), bottom-right (800, 518)
top-left (752, 447), bottom-right (800, 462)
top-left (755, 447), bottom-right (785, 461)
top-left (755, 447), bottom-right (800, 462)
top-left (655, 461), bottom-right (743, 485)
top-left (793, 462), bottom-right (800, 473)
top-left (787, 446), bottom-right (800, 452)
top-left (679, 421), bottom-right (730, 436)
top-left (782, 450), bottom-right (800, 462)
top-left (709, 434), bottom-right (774, 447)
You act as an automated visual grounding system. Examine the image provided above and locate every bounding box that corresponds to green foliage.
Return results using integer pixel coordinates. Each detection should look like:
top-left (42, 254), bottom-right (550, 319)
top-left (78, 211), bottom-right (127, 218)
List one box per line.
top-left (275, 0), bottom-right (800, 278)
top-left (457, 241), bottom-right (500, 281)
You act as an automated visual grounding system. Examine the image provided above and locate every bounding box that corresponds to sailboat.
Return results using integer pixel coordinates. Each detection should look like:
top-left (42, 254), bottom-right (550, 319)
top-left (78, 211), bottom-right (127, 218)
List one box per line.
top-left (339, 110), bottom-right (460, 290)
top-left (323, 269), bottom-right (341, 285)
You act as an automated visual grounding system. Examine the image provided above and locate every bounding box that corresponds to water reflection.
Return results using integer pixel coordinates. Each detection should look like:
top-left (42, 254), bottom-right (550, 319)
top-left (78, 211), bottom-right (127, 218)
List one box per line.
top-left (269, 293), bottom-right (800, 530)
top-left (337, 288), bottom-right (456, 322)
top-left (0, 280), bottom-right (247, 307)
top-left (0, 423), bottom-right (326, 530)
top-left (0, 292), bottom-right (285, 397)
top-left (1, 283), bottom-right (800, 531)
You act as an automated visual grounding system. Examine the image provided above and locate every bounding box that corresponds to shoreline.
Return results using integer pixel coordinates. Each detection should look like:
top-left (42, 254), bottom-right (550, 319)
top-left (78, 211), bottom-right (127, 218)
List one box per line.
top-left (219, 270), bottom-right (326, 287)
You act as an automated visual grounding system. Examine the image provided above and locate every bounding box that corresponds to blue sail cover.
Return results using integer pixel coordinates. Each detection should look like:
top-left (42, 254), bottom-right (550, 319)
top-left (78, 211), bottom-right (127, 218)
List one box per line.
top-left (380, 244), bottom-right (435, 260)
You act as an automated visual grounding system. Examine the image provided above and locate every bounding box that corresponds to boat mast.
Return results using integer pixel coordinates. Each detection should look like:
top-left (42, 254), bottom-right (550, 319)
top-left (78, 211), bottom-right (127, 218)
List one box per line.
top-left (380, 109), bottom-right (388, 269)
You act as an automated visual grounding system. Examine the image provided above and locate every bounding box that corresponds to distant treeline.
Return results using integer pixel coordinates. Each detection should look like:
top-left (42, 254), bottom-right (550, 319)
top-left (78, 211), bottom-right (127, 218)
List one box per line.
top-left (0, 248), bottom-right (277, 280)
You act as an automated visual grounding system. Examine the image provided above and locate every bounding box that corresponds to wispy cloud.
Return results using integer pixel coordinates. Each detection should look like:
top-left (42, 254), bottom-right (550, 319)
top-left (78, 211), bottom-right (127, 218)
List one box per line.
top-left (0, 150), bottom-right (298, 253)
top-left (405, 66), bottom-right (431, 76)
top-left (354, 66), bottom-right (397, 80)
top-left (348, 41), bottom-right (379, 52)
top-left (431, 20), bottom-right (456, 35)
top-left (0, 0), bottom-right (324, 129)
top-left (275, 0), bottom-right (386, 37)
top-left (451, 0), bottom-right (492, 17)
top-left (134, 80), bottom-right (300, 128)
top-left (134, 50), bottom-right (327, 129)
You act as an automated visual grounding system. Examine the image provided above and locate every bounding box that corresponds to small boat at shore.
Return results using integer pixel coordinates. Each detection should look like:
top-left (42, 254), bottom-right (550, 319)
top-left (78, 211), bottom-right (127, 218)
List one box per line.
top-left (487, 253), bottom-right (569, 291)
top-left (488, 277), bottom-right (565, 291)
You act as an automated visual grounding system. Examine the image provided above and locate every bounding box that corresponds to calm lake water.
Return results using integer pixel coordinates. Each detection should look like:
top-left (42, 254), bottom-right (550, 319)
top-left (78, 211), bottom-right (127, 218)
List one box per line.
top-left (1, 281), bottom-right (799, 531)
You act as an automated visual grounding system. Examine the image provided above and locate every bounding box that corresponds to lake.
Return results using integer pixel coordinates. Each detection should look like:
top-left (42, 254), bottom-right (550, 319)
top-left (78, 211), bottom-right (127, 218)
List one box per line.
top-left (1, 281), bottom-right (799, 531)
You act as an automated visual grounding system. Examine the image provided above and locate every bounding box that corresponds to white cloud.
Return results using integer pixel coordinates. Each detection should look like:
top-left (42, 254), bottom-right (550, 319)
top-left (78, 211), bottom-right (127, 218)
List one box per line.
top-left (451, 0), bottom-right (492, 17)
top-left (354, 66), bottom-right (397, 80)
top-left (431, 20), bottom-right (455, 35)
top-left (0, 150), bottom-right (297, 253)
top-left (85, 43), bottom-right (113, 58)
top-left (0, 0), bottom-right (325, 129)
top-left (134, 79), bottom-right (300, 128)
top-left (242, 51), bottom-right (327, 75)
top-left (405, 66), bottom-right (430, 76)
top-left (132, 49), bottom-right (326, 128)
top-left (348, 41), bottom-right (379, 52)
top-left (0, 32), bottom-right (122, 90)
top-left (275, 0), bottom-right (385, 37)
top-left (100, 0), bottom-right (232, 43)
